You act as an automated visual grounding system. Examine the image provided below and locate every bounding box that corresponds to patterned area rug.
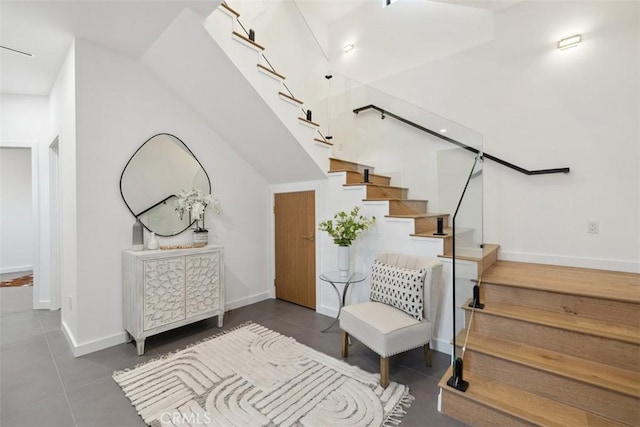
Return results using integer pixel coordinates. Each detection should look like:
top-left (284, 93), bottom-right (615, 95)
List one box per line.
top-left (0, 274), bottom-right (33, 288)
top-left (113, 322), bottom-right (413, 426)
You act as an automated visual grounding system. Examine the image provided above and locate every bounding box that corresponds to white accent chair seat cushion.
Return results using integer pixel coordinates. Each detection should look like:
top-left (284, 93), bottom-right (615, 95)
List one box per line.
top-left (340, 302), bottom-right (432, 357)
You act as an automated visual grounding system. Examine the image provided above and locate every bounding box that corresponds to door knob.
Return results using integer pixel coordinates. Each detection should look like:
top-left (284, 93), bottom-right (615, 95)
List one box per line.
top-left (302, 233), bottom-right (315, 241)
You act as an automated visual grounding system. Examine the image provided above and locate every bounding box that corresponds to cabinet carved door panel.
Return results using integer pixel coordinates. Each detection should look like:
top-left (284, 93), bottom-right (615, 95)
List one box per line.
top-left (144, 257), bottom-right (186, 330)
top-left (186, 252), bottom-right (220, 318)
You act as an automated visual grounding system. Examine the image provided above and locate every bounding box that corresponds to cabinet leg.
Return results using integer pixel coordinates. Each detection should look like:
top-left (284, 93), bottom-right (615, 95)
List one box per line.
top-left (125, 332), bottom-right (133, 344)
top-left (136, 339), bottom-right (145, 356)
top-left (217, 314), bottom-right (224, 328)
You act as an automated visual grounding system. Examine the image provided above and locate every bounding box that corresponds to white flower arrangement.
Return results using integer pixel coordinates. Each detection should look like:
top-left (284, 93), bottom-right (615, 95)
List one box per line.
top-left (175, 189), bottom-right (222, 232)
top-left (319, 206), bottom-right (375, 246)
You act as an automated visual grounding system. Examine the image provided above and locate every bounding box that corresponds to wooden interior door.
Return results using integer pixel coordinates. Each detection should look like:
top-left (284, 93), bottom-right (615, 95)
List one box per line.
top-left (274, 191), bottom-right (316, 309)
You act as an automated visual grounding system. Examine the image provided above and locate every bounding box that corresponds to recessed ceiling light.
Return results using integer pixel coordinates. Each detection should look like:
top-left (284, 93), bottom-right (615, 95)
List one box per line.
top-left (440, 129), bottom-right (447, 133)
top-left (343, 44), bottom-right (355, 54)
top-left (0, 45), bottom-right (34, 57)
top-left (557, 34), bottom-right (581, 50)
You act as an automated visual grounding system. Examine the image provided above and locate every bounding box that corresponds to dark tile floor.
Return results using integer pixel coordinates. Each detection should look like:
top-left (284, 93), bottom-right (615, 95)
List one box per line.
top-left (0, 286), bottom-right (466, 426)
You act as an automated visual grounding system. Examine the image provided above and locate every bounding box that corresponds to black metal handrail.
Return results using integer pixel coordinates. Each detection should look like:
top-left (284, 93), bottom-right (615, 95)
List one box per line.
top-left (353, 104), bottom-right (570, 175)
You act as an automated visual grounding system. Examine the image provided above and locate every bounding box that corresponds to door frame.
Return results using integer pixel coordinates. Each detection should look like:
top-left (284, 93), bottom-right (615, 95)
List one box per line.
top-left (0, 140), bottom-right (41, 308)
top-left (49, 137), bottom-right (62, 310)
top-left (269, 181), bottom-right (324, 311)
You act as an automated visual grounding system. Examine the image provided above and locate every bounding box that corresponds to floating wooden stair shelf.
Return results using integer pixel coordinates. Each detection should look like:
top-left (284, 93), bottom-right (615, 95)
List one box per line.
top-left (297, 117), bottom-right (320, 127)
top-left (231, 31), bottom-right (265, 50)
top-left (314, 138), bottom-right (333, 146)
top-left (220, 2), bottom-right (240, 17)
top-left (278, 91), bottom-right (302, 105)
top-left (257, 64), bottom-right (285, 80)
top-left (440, 261), bottom-right (640, 426)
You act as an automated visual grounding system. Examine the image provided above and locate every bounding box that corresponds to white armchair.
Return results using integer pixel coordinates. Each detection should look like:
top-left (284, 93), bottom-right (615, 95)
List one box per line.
top-left (340, 253), bottom-right (443, 387)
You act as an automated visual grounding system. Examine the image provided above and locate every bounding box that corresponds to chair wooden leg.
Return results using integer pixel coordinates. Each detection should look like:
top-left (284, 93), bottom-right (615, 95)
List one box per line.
top-left (341, 331), bottom-right (349, 358)
top-left (380, 356), bottom-right (390, 388)
top-left (424, 343), bottom-right (433, 367)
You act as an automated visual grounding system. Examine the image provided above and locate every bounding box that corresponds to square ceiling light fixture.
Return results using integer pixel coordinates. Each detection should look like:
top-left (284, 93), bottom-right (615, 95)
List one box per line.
top-left (343, 43), bottom-right (355, 53)
top-left (557, 34), bottom-right (581, 50)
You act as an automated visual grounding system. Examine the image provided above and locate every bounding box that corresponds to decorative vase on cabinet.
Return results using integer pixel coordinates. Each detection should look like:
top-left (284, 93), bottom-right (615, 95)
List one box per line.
top-left (122, 245), bottom-right (224, 355)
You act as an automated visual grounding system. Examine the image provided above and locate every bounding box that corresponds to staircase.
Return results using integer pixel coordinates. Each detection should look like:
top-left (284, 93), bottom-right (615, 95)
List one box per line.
top-left (439, 261), bottom-right (640, 426)
top-left (144, 6), bottom-right (640, 426)
top-left (329, 157), bottom-right (499, 273)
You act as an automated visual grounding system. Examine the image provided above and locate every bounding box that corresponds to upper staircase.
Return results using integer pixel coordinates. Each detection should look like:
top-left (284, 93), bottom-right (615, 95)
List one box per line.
top-left (439, 261), bottom-right (640, 426)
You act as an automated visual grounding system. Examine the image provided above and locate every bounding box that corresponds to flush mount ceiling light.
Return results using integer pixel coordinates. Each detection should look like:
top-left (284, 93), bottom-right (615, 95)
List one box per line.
top-left (343, 43), bottom-right (355, 54)
top-left (557, 34), bottom-right (581, 50)
top-left (0, 45), bottom-right (34, 57)
top-left (440, 129), bottom-right (447, 133)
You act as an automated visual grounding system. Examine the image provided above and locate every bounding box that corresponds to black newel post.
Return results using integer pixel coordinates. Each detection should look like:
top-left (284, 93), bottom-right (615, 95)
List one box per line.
top-left (249, 29), bottom-right (255, 41)
top-left (363, 169), bottom-right (370, 183)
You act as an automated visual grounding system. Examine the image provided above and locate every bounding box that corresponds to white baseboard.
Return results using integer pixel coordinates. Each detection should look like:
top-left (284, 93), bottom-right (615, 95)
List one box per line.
top-left (34, 299), bottom-right (50, 310)
top-left (225, 291), bottom-right (271, 311)
top-left (62, 321), bottom-right (128, 357)
top-left (317, 304), bottom-right (338, 318)
top-left (1, 265), bottom-right (33, 274)
top-left (431, 336), bottom-right (453, 355)
top-left (499, 250), bottom-right (640, 273)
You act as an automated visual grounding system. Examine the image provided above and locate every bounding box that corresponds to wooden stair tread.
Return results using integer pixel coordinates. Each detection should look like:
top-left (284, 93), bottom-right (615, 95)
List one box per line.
top-left (257, 64), bottom-right (285, 80)
top-left (440, 243), bottom-right (500, 261)
top-left (385, 213), bottom-right (448, 219)
top-left (411, 228), bottom-right (453, 239)
top-left (438, 367), bottom-right (626, 427)
top-left (329, 157), bottom-right (374, 170)
top-left (314, 138), bottom-right (333, 146)
top-left (328, 169), bottom-right (389, 179)
top-left (456, 330), bottom-right (640, 397)
top-left (482, 261), bottom-right (640, 304)
top-left (231, 31), bottom-right (265, 50)
top-left (220, 2), bottom-right (240, 17)
top-left (298, 117), bottom-right (319, 127)
top-left (278, 91), bottom-right (302, 104)
top-left (343, 183), bottom-right (407, 190)
top-left (463, 298), bottom-right (640, 344)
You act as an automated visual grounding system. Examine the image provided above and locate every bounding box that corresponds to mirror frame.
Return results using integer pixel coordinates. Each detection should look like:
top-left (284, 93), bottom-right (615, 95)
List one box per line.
top-left (119, 133), bottom-right (211, 237)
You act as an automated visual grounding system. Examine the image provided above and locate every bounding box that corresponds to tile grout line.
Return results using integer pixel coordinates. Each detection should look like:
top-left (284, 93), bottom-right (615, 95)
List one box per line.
top-left (41, 318), bottom-right (79, 427)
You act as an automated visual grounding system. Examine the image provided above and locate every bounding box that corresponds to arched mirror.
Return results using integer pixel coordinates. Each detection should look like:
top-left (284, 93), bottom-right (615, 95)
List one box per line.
top-left (120, 134), bottom-right (210, 236)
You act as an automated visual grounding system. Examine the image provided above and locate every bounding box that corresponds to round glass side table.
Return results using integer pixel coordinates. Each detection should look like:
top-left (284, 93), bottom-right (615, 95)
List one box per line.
top-left (319, 271), bottom-right (366, 332)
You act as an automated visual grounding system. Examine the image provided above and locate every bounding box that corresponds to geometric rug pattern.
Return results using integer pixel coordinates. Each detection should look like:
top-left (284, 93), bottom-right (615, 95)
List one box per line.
top-left (113, 322), bottom-right (413, 426)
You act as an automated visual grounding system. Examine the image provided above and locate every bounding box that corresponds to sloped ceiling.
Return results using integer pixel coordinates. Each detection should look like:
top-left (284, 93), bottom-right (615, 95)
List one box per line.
top-left (0, 1), bottom-right (221, 95)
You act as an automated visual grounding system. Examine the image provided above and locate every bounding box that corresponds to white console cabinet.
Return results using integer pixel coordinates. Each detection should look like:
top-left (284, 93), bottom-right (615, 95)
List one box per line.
top-left (123, 245), bottom-right (224, 355)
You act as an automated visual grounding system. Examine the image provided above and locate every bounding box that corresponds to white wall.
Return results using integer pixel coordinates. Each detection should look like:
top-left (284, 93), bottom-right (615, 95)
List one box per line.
top-left (369, 1), bottom-right (639, 272)
top-left (50, 42), bottom-right (79, 332)
top-left (0, 148), bottom-right (33, 272)
top-left (0, 93), bottom-right (52, 307)
top-left (66, 38), bottom-right (270, 354)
